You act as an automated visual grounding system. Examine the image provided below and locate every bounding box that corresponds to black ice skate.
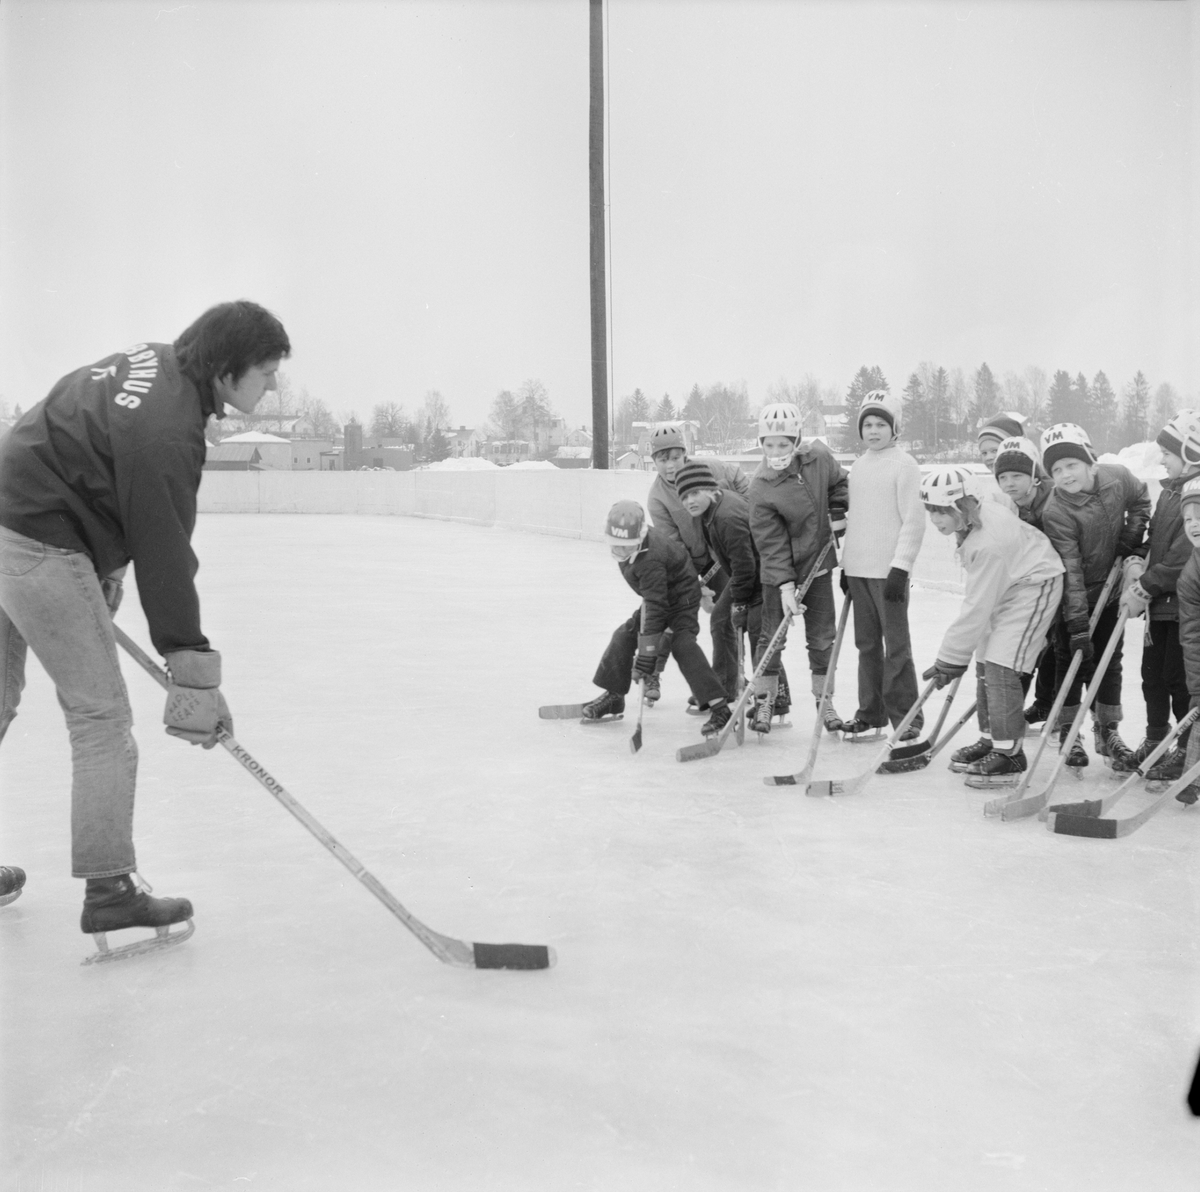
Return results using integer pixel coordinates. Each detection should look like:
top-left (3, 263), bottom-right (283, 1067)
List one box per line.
top-left (964, 748), bottom-right (1027, 789)
top-left (1111, 729), bottom-right (1169, 775)
top-left (580, 691), bottom-right (625, 723)
top-left (0, 866), bottom-right (26, 907)
top-left (701, 702), bottom-right (732, 738)
top-left (80, 873), bottom-right (194, 965)
top-left (751, 692), bottom-right (775, 735)
top-left (841, 719), bottom-right (885, 745)
top-left (685, 695), bottom-right (705, 716)
top-left (949, 737), bottom-right (992, 773)
top-left (819, 700), bottom-right (844, 734)
top-left (1145, 746), bottom-right (1186, 791)
top-left (1059, 727), bottom-right (1088, 769)
top-left (1093, 722), bottom-right (1132, 769)
top-left (1024, 703), bottom-right (1050, 725)
top-left (642, 673), bottom-right (661, 705)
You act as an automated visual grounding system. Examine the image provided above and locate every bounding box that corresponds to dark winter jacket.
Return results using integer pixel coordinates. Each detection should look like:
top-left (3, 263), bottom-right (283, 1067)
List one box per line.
top-left (648, 458), bottom-right (748, 567)
top-left (1174, 550), bottom-right (1200, 699)
top-left (1137, 472), bottom-right (1195, 621)
top-left (747, 439), bottom-right (848, 588)
top-left (1040, 463), bottom-right (1150, 626)
top-left (697, 490), bottom-right (760, 606)
top-left (0, 343), bottom-right (216, 655)
top-left (618, 527), bottom-right (702, 636)
top-left (1012, 475), bottom-right (1054, 531)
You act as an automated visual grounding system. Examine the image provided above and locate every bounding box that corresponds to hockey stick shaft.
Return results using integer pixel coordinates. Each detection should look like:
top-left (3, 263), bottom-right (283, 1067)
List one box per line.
top-left (926, 700), bottom-right (975, 762)
top-left (888, 674), bottom-right (962, 763)
top-left (114, 626), bottom-right (553, 970)
top-left (766, 592), bottom-right (851, 786)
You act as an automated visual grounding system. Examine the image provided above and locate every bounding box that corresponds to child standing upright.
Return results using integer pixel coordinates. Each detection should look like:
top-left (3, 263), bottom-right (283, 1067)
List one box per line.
top-left (920, 467), bottom-right (1065, 785)
top-left (1039, 423), bottom-right (1151, 768)
top-left (1110, 411), bottom-right (1200, 779)
top-left (839, 390), bottom-right (926, 740)
top-left (746, 402), bottom-right (848, 735)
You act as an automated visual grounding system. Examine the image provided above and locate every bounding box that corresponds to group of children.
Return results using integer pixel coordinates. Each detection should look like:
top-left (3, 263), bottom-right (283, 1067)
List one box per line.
top-left (579, 394), bottom-right (1200, 803)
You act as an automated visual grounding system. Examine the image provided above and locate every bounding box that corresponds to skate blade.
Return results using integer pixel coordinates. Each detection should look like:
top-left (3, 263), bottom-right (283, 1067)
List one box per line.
top-left (579, 714), bottom-right (624, 725)
top-left (0, 890), bottom-right (22, 907)
top-left (964, 774), bottom-right (1022, 790)
top-left (82, 919), bottom-right (195, 966)
top-left (844, 732), bottom-right (885, 745)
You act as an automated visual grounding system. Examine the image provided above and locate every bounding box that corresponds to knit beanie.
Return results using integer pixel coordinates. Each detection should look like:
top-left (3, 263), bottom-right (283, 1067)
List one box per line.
top-left (1180, 476), bottom-right (1200, 512)
top-left (857, 390), bottom-right (902, 439)
top-left (674, 460), bottom-right (718, 500)
top-left (992, 436), bottom-right (1040, 479)
top-left (1157, 425), bottom-right (1183, 459)
top-left (977, 411), bottom-right (1027, 446)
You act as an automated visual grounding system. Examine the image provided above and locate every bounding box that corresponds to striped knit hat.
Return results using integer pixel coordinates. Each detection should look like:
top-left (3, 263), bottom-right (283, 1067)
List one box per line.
top-left (977, 412), bottom-right (1027, 446)
top-left (674, 461), bottom-right (718, 499)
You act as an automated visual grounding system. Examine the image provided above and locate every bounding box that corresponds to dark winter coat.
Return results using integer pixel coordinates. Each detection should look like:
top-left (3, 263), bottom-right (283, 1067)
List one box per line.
top-left (1137, 472), bottom-right (1195, 621)
top-left (648, 458), bottom-right (748, 567)
top-left (697, 490), bottom-right (760, 606)
top-left (618, 527), bottom-right (702, 636)
top-left (1013, 475), bottom-right (1054, 531)
top-left (1174, 550), bottom-right (1200, 699)
top-left (0, 342), bottom-right (215, 655)
top-left (747, 439), bottom-right (848, 588)
top-left (1040, 463), bottom-right (1150, 626)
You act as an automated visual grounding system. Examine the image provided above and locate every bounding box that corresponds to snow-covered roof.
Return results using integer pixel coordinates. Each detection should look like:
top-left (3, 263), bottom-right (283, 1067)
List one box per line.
top-left (220, 431), bottom-right (291, 444)
top-left (423, 456), bottom-right (501, 471)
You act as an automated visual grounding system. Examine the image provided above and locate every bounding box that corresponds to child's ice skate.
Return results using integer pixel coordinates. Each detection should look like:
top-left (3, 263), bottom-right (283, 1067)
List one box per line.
top-left (1144, 746), bottom-right (1186, 792)
top-left (0, 866), bottom-right (26, 907)
top-left (580, 691), bottom-right (625, 723)
top-left (751, 675), bottom-right (778, 736)
top-left (964, 748), bottom-right (1027, 789)
top-left (80, 873), bottom-right (194, 965)
top-left (1093, 722), bottom-right (1133, 769)
top-left (1059, 726), bottom-right (1088, 772)
top-left (840, 719), bottom-right (885, 745)
top-left (642, 673), bottom-right (661, 705)
top-left (701, 701), bottom-right (732, 738)
top-left (1111, 728), bottom-right (1168, 775)
top-left (949, 737), bottom-right (992, 773)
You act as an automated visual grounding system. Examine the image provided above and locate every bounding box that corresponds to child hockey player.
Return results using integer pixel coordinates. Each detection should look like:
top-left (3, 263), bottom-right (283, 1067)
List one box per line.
top-left (1039, 423), bottom-right (1151, 768)
top-left (582, 500), bottom-right (730, 736)
top-left (839, 390), bottom-right (925, 741)
top-left (919, 467), bottom-right (1064, 785)
top-left (747, 401), bottom-right (848, 735)
top-left (1168, 475), bottom-right (1200, 805)
top-left (991, 436), bottom-right (1059, 725)
top-left (645, 423), bottom-right (748, 707)
top-left (976, 412), bottom-right (1029, 469)
top-left (1110, 411), bottom-right (1200, 780)
top-left (672, 460), bottom-right (793, 717)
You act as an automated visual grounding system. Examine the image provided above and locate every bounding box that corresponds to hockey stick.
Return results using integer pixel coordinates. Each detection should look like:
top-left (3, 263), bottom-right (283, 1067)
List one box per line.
top-left (926, 700), bottom-right (976, 763)
top-left (1046, 753), bottom-right (1200, 838)
top-left (765, 592), bottom-right (851, 786)
top-left (1046, 706), bottom-right (1200, 821)
top-left (981, 560), bottom-right (1122, 816)
top-left (878, 674), bottom-right (962, 774)
top-left (997, 606), bottom-right (1130, 822)
top-left (677, 539), bottom-right (834, 763)
top-left (629, 626), bottom-right (671, 754)
top-left (735, 624), bottom-right (746, 746)
top-left (805, 679), bottom-right (938, 797)
top-left (114, 626), bottom-right (555, 971)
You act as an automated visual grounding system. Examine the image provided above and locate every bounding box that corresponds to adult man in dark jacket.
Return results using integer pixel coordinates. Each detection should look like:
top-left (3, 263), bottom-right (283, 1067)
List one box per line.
top-left (0, 300), bottom-right (291, 962)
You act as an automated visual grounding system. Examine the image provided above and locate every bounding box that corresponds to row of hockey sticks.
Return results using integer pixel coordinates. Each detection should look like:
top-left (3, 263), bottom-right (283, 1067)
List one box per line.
top-left (113, 625), bottom-right (555, 972)
top-left (980, 559), bottom-right (1122, 819)
top-left (1046, 706), bottom-right (1200, 837)
top-left (879, 673), bottom-right (965, 773)
top-left (677, 538), bottom-right (835, 763)
top-left (765, 593), bottom-right (852, 786)
top-left (804, 679), bottom-right (940, 797)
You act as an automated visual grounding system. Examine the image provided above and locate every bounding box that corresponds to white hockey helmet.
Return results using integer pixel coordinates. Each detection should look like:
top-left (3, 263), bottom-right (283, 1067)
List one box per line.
top-left (758, 402), bottom-right (802, 443)
top-left (648, 423), bottom-right (686, 457)
top-left (920, 465), bottom-right (973, 507)
top-left (1157, 409), bottom-right (1200, 469)
top-left (1040, 423), bottom-right (1096, 473)
top-left (604, 499), bottom-right (648, 547)
top-left (857, 389), bottom-right (902, 438)
top-left (992, 436), bottom-right (1041, 478)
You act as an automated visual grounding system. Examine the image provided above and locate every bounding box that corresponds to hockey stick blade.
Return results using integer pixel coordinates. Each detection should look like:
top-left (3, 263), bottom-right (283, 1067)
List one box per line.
top-left (540, 704), bottom-right (586, 719)
top-left (1046, 755), bottom-right (1200, 839)
top-left (114, 626), bottom-right (556, 972)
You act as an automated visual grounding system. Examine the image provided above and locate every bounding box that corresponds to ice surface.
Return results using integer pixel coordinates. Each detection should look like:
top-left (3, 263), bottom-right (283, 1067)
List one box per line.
top-left (2, 514), bottom-right (1198, 1191)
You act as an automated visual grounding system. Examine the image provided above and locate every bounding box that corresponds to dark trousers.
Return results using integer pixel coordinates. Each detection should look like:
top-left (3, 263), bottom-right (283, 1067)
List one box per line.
top-left (758, 571), bottom-right (836, 680)
top-left (847, 575), bottom-right (922, 731)
top-left (1031, 641), bottom-right (1058, 710)
top-left (593, 605), bottom-right (726, 707)
top-left (707, 569), bottom-right (738, 699)
top-left (1054, 601), bottom-right (1124, 722)
top-left (1142, 619), bottom-right (1190, 728)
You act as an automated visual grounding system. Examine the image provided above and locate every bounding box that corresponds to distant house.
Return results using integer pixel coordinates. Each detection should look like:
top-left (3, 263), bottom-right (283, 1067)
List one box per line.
top-left (204, 443), bottom-right (263, 471)
top-left (447, 425), bottom-right (486, 458)
top-left (614, 450), bottom-right (644, 470)
top-left (485, 439), bottom-right (533, 465)
top-left (290, 437), bottom-right (334, 470)
top-left (217, 431), bottom-right (292, 470)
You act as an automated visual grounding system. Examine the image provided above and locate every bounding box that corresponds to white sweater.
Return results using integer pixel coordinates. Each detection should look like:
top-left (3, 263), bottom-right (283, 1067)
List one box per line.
top-left (841, 445), bottom-right (926, 578)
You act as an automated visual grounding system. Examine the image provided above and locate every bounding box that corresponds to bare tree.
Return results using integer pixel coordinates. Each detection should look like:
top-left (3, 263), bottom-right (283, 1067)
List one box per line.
top-left (370, 401), bottom-right (409, 438)
top-left (517, 379), bottom-right (553, 445)
top-left (1000, 371), bottom-right (1031, 421)
top-left (488, 390), bottom-right (524, 440)
top-left (1023, 366), bottom-right (1049, 429)
top-left (707, 381), bottom-right (750, 450)
top-left (420, 390), bottom-right (452, 433)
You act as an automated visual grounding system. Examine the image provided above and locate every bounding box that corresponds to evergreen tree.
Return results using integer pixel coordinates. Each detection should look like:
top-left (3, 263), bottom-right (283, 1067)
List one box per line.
top-left (628, 388), bottom-right (651, 424)
top-left (843, 365), bottom-right (888, 426)
top-left (1119, 371), bottom-right (1151, 447)
top-left (1151, 382), bottom-right (1179, 436)
top-left (1047, 371), bottom-right (1074, 425)
top-left (926, 366), bottom-right (949, 449)
top-left (1088, 371), bottom-right (1118, 453)
top-left (1070, 373), bottom-right (1091, 430)
top-left (902, 373), bottom-right (928, 448)
top-left (655, 394), bottom-right (677, 421)
top-left (427, 425), bottom-right (451, 461)
top-left (971, 362), bottom-right (1000, 430)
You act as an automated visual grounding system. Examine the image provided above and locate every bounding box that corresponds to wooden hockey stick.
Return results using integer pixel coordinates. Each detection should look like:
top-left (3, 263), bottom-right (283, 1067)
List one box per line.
top-left (878, 674), bottom-right (963, 773)
top-left (677, 539), bottom-right (834, 763)
top-left (735, 624), bottom-right (747, 746)
top-left (982, 560), bottom-right (1122, 816)
top-left (1046, 753), bottom-right (1200, 838)
top-left (1046, 706), bottom-right (1200, 821)
top-left (115, 626), bottom-right (555, 971)
top-left (765, 592), bottom-right (852, 786)
top-left (926, 700), bottom-right (976, 762)
top-left (997, 605), bottom-right (1130, 822)
top-left (805, 679), bottom-right (938, 797)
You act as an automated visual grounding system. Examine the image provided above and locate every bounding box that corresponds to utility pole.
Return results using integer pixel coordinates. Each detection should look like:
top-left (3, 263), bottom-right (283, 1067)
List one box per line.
top-left (589, 0), bottom-right (609, 469)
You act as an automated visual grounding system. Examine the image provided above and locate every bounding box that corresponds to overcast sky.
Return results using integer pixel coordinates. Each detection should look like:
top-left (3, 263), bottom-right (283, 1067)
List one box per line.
top-left (1, 0), bottom-right (1195, 433)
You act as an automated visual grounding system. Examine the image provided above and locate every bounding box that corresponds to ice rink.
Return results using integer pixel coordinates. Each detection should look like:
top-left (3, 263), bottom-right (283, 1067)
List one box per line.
top-left (2, 512), bottom-right (1198, 1191)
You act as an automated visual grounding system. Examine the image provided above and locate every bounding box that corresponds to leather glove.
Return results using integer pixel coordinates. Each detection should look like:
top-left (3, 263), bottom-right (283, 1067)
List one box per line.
top-left (163, 649), bottom-right (233, 749)
top-left (1119, 579), bottom-right (1151, 618)
top-left (1122, 555), bottom-right (1146, 585)
top-left (840, 570), bottom-right (850, 595)
top-left (634, 634), bottom-right (663, 677)
top-left (780, 582), bottom-right (805, 617)
top-left (829, 515), bottom-right (847, 541)
top-left (700, 587), bottom-right (715, 614)
top-left (731, 603), bottom-right (748, 633)
top-left (1067, 619), bottom-right (1094, 664)
top-left (922, 660), bottom-right (968, 689)
top-left (100, 569), bottom-right (125, 615)
top-left (884, 567), bottom-right (909, 604)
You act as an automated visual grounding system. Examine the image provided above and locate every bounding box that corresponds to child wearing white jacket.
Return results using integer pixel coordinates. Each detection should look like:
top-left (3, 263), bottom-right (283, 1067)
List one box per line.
top-left (920, 466), bottom-right (1065, 787)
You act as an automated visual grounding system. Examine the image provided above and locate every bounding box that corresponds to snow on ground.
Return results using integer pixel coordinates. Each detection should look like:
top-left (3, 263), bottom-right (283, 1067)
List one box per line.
top-left (422, 455), bottom-right (500, 470)
top-left (2, 514), bottom-right (1198, 1191)
top-left (1100, 440), bottom-right (1168, 483)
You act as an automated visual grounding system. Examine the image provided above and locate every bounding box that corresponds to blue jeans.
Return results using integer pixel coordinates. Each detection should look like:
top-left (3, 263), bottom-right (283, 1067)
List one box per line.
top-left (0, 526), bottom-right (137, 878)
